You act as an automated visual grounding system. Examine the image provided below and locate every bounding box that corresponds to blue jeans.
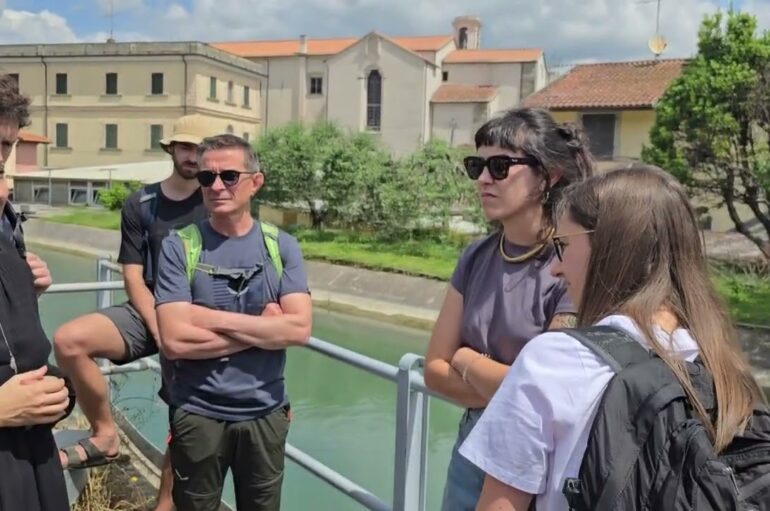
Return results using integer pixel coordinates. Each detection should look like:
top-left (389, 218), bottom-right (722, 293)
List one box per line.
top-left (440, 408), bottom-right (486, 511)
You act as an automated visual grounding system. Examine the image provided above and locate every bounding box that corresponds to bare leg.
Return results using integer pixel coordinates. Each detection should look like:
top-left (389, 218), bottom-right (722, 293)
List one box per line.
top-left (154, 448), bottom-right (175, 511)
top-left (53, 312), bottom-right (127, 467)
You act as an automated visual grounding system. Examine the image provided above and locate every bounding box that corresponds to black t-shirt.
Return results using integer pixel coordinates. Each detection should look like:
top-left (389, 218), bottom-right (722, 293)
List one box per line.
top-left (118, 185), bottom-right (207, 289)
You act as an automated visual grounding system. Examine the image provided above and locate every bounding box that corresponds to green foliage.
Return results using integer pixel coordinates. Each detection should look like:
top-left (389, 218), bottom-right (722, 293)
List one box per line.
top-left (643, 10), bottom-right (770, 258)
top-left (346, 139), bottom-right (480, 239)
top-left (98, 181), bottom-right (143, 211)
top-left (256, 123), bottom-right (485, 239)
top-left (711, 263), bottom-right (770, 324)
top-left (256, 122), bottom-right (392, 229)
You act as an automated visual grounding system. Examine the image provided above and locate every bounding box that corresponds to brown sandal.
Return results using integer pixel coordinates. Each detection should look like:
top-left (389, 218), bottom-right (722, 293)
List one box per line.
top-left (60, 438), bottom-right (121, 470)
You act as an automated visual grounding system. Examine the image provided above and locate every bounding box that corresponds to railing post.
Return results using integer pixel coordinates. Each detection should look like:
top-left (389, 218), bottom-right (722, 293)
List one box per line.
top-left (96, 255), bottom-right (113, 310)
top-left (393, 353), bottom-right (429, 511)
top-left (96, 256), bottom-right (113, 395)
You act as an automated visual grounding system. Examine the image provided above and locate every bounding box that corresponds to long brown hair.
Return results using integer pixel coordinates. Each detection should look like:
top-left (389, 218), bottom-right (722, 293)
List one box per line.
top-left (559, 164), bottom-right (764, 451)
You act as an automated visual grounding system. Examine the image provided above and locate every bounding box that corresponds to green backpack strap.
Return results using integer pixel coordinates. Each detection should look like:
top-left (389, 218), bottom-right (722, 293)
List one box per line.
top-left (260, 221), bottom-right (283, 279)
top-left (177, 221), bottom-right (282, 285)
top-left (176, 223), bottom-right (203, 284)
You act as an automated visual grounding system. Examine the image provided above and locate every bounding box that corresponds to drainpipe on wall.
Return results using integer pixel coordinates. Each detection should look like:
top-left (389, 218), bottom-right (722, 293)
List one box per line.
top-left (420, 65), bottom-right (427, 145)
top-left (324, 59), bottom-right (330, 122)
top-left (40, 55), bottom-right (49, 167)
top-left (182, 54), bottom-right (189, 115)
top-left (264, 59), bottom-right (270, 132)
top-left (297, 35), bottom-right (307, 122)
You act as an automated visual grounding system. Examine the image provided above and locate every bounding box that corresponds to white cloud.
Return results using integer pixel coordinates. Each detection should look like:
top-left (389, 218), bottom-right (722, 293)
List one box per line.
top-left (0, 9), bottom-right (78, 44)
top-left (140, 0), bottom-right (747, 63)
top-left (165, 3), bottom-right (188, 21)
top-left (7, 0), bottom-right (770, 64)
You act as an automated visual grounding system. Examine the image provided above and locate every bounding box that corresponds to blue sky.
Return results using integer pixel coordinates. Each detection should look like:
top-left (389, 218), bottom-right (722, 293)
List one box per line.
top-left (2, 0), bottom-right (768, 64)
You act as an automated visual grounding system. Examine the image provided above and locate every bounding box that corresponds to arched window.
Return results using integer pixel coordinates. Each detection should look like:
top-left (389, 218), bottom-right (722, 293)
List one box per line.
top-left (458, 27), bottom-right (468, 49)
top-left (366, 70), bottom-right (382, 131)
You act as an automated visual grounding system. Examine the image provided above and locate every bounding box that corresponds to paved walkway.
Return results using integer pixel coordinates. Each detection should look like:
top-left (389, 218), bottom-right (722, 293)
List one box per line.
top-left (702, 230), bottom-right (767, 264)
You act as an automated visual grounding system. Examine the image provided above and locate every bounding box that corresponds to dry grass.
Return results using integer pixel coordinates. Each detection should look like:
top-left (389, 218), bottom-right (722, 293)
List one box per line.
top-left (59, 414), bottom-right (155, 511)
top-left (72, 464), bottom-right (152, 511)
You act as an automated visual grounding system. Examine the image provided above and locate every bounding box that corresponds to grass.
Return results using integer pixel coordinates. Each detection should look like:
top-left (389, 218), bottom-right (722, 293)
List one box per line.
top-left (293, 228), bottom-right (462, 280)
top-left (45, 208), bottom-right (121, 231)
top-left (43, 210), bottom-right (770, 325)
top-left (711, 264), bottom-right (770, 326)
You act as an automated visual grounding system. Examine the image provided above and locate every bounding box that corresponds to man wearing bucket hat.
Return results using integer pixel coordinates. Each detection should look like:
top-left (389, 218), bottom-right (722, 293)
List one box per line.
top-left (53, 114), bottom-right (219, 510)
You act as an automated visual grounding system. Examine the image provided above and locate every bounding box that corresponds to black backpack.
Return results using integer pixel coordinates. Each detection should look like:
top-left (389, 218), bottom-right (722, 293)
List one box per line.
top-left (560, 326), bottom-right (770, 511)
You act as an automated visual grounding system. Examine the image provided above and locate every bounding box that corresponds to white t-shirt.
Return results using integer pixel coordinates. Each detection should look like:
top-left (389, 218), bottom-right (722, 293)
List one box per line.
top-left (458, 314), bottom-right (700, 511)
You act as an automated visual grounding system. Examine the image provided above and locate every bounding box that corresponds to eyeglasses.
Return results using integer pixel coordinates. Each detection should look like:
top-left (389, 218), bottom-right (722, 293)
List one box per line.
top-left (463, 155), bottom-right (539, 180)
top-left (552, 230), bottom-right (594, 262)
top-left (196, 169), bottom-right (249, 188)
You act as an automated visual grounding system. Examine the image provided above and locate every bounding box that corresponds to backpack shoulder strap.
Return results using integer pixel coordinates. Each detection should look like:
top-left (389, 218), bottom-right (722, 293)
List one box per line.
top-left (260, 221), bottom-right (283, 279)
top-left (138, 182), bottom-right (161, 231)
top-left (176, 223), bottom-right (203, 284)
top-left (561, 325), bottom-right (650, 373)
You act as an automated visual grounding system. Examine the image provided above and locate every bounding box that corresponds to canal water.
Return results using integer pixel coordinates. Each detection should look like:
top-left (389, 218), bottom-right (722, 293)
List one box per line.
top-left (33, 246), bottom-right (462, 510)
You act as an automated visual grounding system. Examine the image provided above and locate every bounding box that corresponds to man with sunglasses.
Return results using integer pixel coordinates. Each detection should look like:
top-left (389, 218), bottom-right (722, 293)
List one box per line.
top-left (53, 114), bottom-right (218, 511)
top-left (154, 134), bottom-right (311, 511)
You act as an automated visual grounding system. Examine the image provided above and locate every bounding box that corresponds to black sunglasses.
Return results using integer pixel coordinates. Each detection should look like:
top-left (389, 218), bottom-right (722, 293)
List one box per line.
top-left (196, 169), bottom-right (249, 188)
top-left (463, 155), bottom-right (539, 180)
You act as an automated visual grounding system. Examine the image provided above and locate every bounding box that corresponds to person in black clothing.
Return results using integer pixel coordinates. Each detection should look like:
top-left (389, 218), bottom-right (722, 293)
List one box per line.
top-left (53, 114), bottom-right (218, 511)
top-left (0, 76), bottom-right (52, 293)
top-left (0, 74), bottom-right (71, 510)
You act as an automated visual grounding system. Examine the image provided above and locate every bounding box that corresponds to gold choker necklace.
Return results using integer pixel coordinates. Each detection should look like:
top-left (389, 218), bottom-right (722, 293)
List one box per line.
top-left (499, 228), bottom-right (554, 264)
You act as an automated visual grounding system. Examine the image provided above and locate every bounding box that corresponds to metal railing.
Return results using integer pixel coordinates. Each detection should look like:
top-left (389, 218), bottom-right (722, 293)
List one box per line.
top-left (46, 256), bottom-right (445, 511)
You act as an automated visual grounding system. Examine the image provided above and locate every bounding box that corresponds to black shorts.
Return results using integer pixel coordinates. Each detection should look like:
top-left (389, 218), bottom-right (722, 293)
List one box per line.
top-left (98, 301), bottom-right (169, 402)
top-left (98, 301), bottom-right (158, 363)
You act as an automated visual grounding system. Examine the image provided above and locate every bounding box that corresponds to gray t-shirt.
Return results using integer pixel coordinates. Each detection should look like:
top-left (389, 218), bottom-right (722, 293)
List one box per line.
top-left (451, 232), bottom-right (574, 365)
top-left (154, 219), bottom-right (309, 421)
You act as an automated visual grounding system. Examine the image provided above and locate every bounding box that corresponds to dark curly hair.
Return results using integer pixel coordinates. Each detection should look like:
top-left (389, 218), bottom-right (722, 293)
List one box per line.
top-left (474, 107), bottom-right (595, 231)
top-left (0, 74), bottom-right (31, 128)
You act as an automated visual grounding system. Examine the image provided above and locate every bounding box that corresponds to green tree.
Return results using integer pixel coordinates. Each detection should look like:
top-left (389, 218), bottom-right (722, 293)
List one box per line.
top-left (98, 180), bottom-right (143, 211)
top-left (344, 139), bottom-right (483, 239)
top-left (643, 10), bottom-right (770, 258)
top-left (255, 122), bottom-right (391, 229)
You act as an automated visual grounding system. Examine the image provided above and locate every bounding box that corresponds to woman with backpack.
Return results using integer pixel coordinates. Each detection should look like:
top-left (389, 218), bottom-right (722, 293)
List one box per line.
top-left (460, 164), bottom-right (769, 510)
top-left (423, 107), bottom-right (594, 510)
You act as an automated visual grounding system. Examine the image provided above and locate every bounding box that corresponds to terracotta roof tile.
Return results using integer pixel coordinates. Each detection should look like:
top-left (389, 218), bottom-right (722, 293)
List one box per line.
top-left (211, 35), bottom-right (452, 58)
top-left (523, 59), bottom-right (686, 110)
top-left (443, 49), bottom-right (543, 64)
top-left (392, 35), bottom-right (453, 52)
top-left (18, 131), bottom-right (49, 144)
top-left (432, 84), bottom-right (498, 103)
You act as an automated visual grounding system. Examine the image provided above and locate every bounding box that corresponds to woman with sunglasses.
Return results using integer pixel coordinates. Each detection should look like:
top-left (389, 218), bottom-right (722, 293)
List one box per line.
top-left (459, 164), bottom-right (766, 510)
top-left (424, 107), bottom-right (594, 510)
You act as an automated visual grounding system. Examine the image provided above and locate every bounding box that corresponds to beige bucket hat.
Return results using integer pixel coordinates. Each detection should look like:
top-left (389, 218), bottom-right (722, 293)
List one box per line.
top-left (160, 114), bottom-right (221, 153)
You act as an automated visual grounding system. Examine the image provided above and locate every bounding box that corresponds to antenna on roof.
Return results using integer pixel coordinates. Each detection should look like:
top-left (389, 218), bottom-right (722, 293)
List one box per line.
top-left (638, 0), bottom-right (668, 58)
top-left (106, 0), bottom-right (116, 43)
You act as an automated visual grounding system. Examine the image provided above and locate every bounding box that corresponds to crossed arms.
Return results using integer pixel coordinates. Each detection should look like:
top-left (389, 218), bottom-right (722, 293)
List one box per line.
top-left (156, 294), bottom-right (312, 360)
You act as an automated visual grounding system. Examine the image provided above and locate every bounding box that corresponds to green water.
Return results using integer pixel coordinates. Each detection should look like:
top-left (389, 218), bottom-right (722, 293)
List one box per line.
top-left (33, 246), bottom-right (462, 510)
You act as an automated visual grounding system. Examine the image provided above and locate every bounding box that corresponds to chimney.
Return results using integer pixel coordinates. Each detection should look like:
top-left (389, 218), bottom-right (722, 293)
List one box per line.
top-left (298, 34), bottom-right (308, 54)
